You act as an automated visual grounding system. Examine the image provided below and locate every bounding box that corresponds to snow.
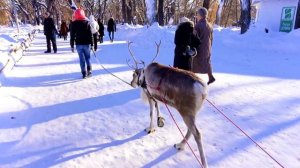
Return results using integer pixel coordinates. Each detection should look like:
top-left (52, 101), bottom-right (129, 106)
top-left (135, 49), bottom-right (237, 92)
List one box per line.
top-left (0, 24), bottom-right (36, 77)
top-left (0, 22), bottom-right (300, 168)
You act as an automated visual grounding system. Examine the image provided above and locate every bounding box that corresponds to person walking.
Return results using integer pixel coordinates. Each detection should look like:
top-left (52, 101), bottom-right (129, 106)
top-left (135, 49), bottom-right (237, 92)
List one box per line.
top-left (97, 18), bottom-right (104, 43)
top-left (193, 7), bottom-right (215, 85)
top-left (70, 9), bottom-right (94, 79)
top-left (60, 20), bottom-right (69, 40)
top-left (43, 12), bottom-right (58, 53)
top-left (173, 17), bottom-right (200, 71)
top-left (89, 15), bottom-right (99, 51)
top-left (107, 17), bottom-right (116, 42)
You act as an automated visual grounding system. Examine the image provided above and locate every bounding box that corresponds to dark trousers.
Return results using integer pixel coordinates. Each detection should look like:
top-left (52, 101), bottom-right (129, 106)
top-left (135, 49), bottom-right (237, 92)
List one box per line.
top-left (46, 34), bottom-right (57, 52)
top-left (108, 31), bottom-right (114, 41)
top-left (93, 33), bottom-right (98, 51)
top-left (99, 35), bottom-right (103, 43)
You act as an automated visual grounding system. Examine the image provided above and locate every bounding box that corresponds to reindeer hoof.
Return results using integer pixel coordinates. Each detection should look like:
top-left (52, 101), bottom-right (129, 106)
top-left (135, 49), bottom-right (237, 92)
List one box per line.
top-left (174, 144), bottom-right (184, 151)
top-left (157, 117), bottom-right (165, 127)
top-left (144, 128), bottom-right (155, 134)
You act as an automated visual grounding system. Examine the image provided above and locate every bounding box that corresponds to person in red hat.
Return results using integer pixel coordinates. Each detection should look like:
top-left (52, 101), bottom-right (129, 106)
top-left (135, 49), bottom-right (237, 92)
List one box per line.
top-left (70, 9), bottom-right (94, 79)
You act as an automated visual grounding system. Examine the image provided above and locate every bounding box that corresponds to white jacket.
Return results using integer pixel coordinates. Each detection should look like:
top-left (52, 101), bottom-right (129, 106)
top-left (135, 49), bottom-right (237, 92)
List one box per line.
top-left (89, 15), bottom-right (99, 34)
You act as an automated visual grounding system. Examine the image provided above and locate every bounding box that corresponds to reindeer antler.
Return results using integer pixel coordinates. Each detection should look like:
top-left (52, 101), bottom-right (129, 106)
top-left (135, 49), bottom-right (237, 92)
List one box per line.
top-left (126, 59), bottom-right (136, 70)
top-left (127, 41), bottom-right (139, 69)
top-left (151, 40), bottom-right (161, 62)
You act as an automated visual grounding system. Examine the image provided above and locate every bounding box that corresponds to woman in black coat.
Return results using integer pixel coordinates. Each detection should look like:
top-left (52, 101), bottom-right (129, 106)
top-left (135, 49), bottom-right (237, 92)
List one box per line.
top-left (173, 18), bottom-right (200, 71)
top-left (107, 17), bottom-right (116, 42)
top-left (97, 18), bottom-right (105, 43)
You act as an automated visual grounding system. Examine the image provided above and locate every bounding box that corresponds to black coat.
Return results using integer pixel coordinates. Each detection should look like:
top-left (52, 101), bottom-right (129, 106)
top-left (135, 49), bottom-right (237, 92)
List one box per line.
top-left (107, 18), bottom-right (116, 32)
top-left (70, 20), bottom-right (93, 48)
top-left (43, 17), bottom-right (57, 36)
top-left (173, 21), bottom-right (200, 71)
top-left (98, 21), bottom-right (105, 36)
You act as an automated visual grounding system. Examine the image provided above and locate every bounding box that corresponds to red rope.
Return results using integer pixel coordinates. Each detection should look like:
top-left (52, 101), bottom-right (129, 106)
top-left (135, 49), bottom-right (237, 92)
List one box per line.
top-left (147, 72), bottom-right (203, 167)
top-left (206, 99), bottom-right (284, 168)
top-left (162, 98), bottom-right (204, 168)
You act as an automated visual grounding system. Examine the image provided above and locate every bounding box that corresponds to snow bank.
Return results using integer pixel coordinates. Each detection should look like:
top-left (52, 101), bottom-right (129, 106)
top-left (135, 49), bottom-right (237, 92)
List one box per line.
top-left (0, 24), bottom-right (37, 83)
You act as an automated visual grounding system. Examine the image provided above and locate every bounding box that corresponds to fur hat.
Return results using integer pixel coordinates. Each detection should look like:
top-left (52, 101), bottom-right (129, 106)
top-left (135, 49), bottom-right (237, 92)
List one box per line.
top-left (179, 17), bottom-right (190, 23)
top-left (198, 7), bottom-right (208, 18)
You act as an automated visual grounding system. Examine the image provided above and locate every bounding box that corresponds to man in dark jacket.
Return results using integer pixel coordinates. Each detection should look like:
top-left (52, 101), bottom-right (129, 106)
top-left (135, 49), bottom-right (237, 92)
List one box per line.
top-left (173, 17), bottom-right (200, 71)
top-left (70, 9), bottom-right (94, 79)
top-left (43, 12), bottom-right (57, 53)
top-left (107, 17), bottom-right (116, 42)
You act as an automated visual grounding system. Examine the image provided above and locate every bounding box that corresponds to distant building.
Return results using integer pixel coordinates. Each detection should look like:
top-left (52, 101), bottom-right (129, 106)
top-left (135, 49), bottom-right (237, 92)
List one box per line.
top-left (253, 0), bottom-right (300, 32)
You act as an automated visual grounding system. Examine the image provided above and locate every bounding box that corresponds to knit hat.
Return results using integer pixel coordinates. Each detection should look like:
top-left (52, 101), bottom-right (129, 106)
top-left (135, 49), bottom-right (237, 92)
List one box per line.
top-left (198, 7), bottom-right (208, 18)
top-left (74, 9), bottom-right (86, 21)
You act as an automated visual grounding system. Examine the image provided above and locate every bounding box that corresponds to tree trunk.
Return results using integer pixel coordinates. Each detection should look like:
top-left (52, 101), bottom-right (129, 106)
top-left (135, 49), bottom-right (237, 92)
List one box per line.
top-left (239, 0), bottom-right (251, 34)
top-left (121, 0), bottom-right (127, 23)
top-left (46, 0), bottom-right (55, 13)
top-left (102, 0), bottom-right (108, 21)
top-left (98, 0), bottom-right (101, 18)
top-left (295, 0), bottom-right (300, 29)
top-left (203, 0), bottom-right (210, 10)
top-left (32, 0), bottom-right (40, 25)
top-left (216, 0), bottom-right (224, 25)
top-left (127, 0), bottom-right (133, 23)
top-left (142, 0), bottom-right (148, 24)
top-left (157, 0), bottom-right (164, 25)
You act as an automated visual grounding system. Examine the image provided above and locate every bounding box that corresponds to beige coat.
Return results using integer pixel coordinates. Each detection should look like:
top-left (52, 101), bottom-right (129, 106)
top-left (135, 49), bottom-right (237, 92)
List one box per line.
top-left (192, 19), bottom-right (213, 74)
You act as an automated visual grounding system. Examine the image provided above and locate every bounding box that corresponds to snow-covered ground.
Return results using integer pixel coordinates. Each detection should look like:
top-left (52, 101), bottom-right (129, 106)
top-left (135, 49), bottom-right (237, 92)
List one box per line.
top-left (0, 23), bottom-right (299, 168)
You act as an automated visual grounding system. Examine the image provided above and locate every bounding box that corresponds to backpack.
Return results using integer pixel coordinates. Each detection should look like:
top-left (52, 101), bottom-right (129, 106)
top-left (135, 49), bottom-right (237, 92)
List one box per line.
top-left (90, 21), bottom-right (99, 34)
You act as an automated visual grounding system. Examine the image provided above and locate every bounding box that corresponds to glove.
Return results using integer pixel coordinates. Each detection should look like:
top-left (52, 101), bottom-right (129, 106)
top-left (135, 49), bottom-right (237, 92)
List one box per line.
top-left (71, 48), bottom-right (74, 53)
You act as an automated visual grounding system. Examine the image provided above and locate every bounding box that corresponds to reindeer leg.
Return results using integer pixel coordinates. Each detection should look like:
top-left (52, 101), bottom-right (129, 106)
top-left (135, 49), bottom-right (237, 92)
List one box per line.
top-left (153, 100), bottom-right (165, 127)
top-left (174, 129), bottom-right (191, 150)
top-left (186, 116), bottom-right (208, 168)
top-left (145, 95), bottom-right (155, 134)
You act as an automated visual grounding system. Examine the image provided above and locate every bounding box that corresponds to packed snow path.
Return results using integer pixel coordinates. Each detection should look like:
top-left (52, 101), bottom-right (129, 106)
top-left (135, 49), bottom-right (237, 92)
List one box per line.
top-left (0, 27), bottom-right (300, 168)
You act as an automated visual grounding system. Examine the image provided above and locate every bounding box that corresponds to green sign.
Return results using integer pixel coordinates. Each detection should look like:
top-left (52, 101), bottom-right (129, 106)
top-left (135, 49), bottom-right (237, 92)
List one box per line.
top-left (279, 7), bottom-right (296, 32)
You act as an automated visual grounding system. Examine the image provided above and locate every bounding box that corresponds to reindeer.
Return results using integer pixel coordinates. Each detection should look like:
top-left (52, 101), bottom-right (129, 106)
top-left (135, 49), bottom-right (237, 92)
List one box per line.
top-left (128, 42), bottom-right (208, 168)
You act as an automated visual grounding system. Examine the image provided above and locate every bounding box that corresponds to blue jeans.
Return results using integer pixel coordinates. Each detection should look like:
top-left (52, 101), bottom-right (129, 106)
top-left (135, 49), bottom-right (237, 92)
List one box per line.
top-left (76, 45), bottom-right (91, 73)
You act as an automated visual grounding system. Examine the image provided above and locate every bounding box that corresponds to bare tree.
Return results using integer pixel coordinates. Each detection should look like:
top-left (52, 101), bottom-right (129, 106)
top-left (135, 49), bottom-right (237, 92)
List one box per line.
top-left (157, 0), bottom-right (164, 25)
top-left (127, 0), bottom-right (133, 23)
top-left (121, 0), bottom-right (127, 22)
top-left (203, 0), bottom-right (210, 10)
top-left (239, 0), bottom-right (251, 34)
top-left (0, 1), bottom-right (10, 25)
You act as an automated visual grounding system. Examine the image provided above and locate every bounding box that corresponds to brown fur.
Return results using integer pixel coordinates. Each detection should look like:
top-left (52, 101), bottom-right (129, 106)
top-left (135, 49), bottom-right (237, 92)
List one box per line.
top-left (131, 62), bottom-right (208, 168)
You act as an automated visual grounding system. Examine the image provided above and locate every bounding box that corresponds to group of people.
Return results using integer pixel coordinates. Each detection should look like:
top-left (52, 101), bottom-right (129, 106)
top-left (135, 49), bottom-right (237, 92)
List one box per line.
top-left (173, 7), bottom-right (215, 85)
top-left (43, 7), bottom-right (215, 84)
top-left (43, 9), bottom-right (116, 79)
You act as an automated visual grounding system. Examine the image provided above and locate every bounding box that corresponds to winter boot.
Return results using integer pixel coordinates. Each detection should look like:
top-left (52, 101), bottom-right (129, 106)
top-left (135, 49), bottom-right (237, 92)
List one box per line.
top-left (207, 76), bottom-right (215, 85)
top-left (87, 66), bottom-right (92, 77)
top-left (82, 71), bottom-right (87, 79)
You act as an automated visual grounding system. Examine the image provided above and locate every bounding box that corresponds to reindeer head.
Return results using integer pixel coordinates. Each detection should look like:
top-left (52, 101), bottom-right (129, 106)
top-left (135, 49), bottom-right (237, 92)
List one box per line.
top-left (127, 41), bottom-right (161, 88)
top-left (130, 68), bottom-right (145, 88)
